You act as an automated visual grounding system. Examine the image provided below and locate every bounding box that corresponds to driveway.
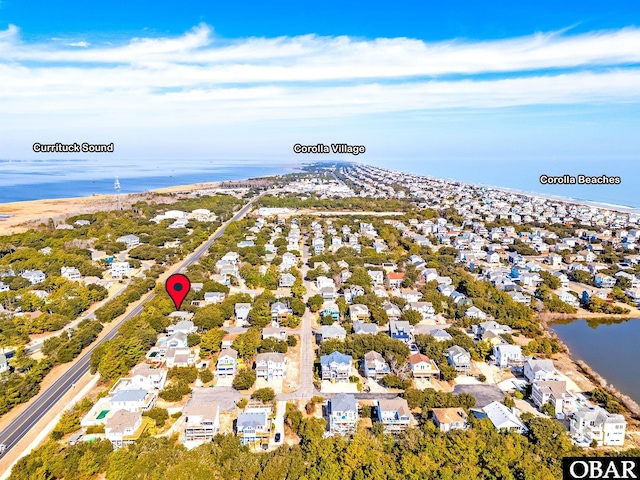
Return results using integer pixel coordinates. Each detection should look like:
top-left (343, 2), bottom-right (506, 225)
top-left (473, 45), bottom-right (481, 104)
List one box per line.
top-left (452, 384), bottom-right (505, 408)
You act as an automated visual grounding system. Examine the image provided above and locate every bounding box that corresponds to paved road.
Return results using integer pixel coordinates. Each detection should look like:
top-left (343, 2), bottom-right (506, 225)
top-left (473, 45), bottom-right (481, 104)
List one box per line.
top-left (277, 241), bottom-right (319, 401)
top-left (0, 194), bottom-right (261, 459)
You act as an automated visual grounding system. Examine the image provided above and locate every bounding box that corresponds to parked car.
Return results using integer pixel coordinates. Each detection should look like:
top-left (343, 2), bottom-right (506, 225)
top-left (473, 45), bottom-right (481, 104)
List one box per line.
top-left (409, 343), bottom-right (419, 354)
top-left (275, 433), bottom-right (281, 442)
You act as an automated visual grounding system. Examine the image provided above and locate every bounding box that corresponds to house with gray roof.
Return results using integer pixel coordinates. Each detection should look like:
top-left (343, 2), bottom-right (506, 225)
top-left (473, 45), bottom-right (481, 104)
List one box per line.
top-left (321, 323), bottom-right (346, 342)
top-left (237, 405), bottom-right (272, 446)
top-left (329, 393), bottom-right (358, 435)
top-left (109, 389), bottom-right (156, 413)
top-left (447, 346), bottom-right (471, 374)
top-left (376, 397), bottom-right (412, 433)
top-left (183, 388), bottom-right (220, 442)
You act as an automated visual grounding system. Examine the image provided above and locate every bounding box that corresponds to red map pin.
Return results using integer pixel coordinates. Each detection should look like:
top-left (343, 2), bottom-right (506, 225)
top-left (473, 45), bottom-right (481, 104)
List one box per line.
top-left (165, 273), bottom-right (191, 310)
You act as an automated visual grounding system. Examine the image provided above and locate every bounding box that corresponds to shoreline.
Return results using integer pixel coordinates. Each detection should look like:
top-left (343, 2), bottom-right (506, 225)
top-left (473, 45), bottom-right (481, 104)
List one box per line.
top-left (383, 164), bottom-right (640, 213)
top-left (543, 315), bottom-right (640, 418)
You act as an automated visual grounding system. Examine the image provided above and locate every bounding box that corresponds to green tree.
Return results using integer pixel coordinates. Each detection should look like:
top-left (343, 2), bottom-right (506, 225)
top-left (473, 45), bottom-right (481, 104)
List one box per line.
top-left (232, 369), bottom-right (256, 390)
top-left (251, 387), bottom-right (275, 403)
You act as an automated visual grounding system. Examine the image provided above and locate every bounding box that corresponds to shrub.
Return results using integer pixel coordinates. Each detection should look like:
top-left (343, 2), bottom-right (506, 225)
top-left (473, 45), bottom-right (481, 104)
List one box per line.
top-left (199, 368), bottom-right (214, 384)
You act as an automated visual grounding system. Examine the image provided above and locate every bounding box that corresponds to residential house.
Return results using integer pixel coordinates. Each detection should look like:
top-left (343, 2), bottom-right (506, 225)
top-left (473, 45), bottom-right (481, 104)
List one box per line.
top-left (594, 274), bottom-right (616, 288)
top-left (349, 304), bottom-right (370, 322)
top-left (215, 348), bottom-right (238, 377)
top-left (474, 401), bottom-right (528, 434)
top-left (344, 286), bottom-right (365, 303)
top-left (321, 351), bottom-right (352, 382)
top-left (447, 346), bottom-right (472, 374)
top-left (437, 284), bottom-right (455, 297)
top-left (389, 321), bottom-right (412, 344)
top-left (382, 302), bottom-right (402, 320)
top-left (165, 347), bottom-right (195, 368)
top-left (531, 380), bottom-right (572, 415)
top-left (321, 323), bottom-right (346, 342)
top-left (109, 262), bottom-right (131, 278)
top-left (255, 352), bottom-right (288, 380)
top-left (183, 388), bottom-right (221, 441)
top-left (465, 306), bottom-right (487, 320)
top-left (353, 320), bottom-right (378, 335)
top-left (129, 364), bottom-right (167, 391)
top-left (167, 320), bottom-right (197, 335)
top-left (409, 353), bottom-right (440, 380)
top-left (368, 270), bottom-right (384, 287)
top-left (109, 389), bottom-right (156, 413)
top-left (429, 329), bottom-right (452, 342)
top-left (270, 301), bottom-right (291, 322)
top-left (61, 266), bottom-right (81, 281)
top-left (320, 303), bottom-right (340, 321)
top-left (570, 406), bottom-right (626, 446)
top-left (557, 290), bottom-right (580, 308)
top-left (262, 327), bottom-right (287, 341)
top-left (377, 397), bottom-right (412, 433)
top-left (329, 393), bottom-right (358, 435)
top-left (362, 351), bottom-right (390, 380)
top-left (279, 273), bottom-right (296, 288)
top-left (235, 303), bottom-right (252, 322)
top-left (398, 289), bottom-right (422, 303)
top-left (524, 358), bottom-right (560, 383)
top-left (237, 405), bottom-right (272, 447)
top-left (202, 292), bottom-right (226, 305)
top-left (0, 282), bottom-right (9, 293)
top-left (406, 302), bottom-right (435, 320)
top-left (386, 272), bottom-right (405, 289)
top-left (20, 269), bottom-right (46, 285)
top-left (431, 408), bottom-right (469, 432)
top-left (472, 321), bottom-right (512, 337)
top-left (0, 353), bottom-right (8, 373)
top-left (493, 344), bottom-right (523, 368)
top-left (116, 234), bottom-right (140, 249)
top-left (105, 410), bottom-right (144, 449)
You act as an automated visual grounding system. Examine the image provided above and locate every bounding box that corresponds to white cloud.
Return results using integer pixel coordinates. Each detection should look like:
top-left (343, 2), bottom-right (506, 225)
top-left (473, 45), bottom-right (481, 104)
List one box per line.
top-left (64, 41), bottom-right (90, 48)
top-left (1, 24), bottom-right (639, 133)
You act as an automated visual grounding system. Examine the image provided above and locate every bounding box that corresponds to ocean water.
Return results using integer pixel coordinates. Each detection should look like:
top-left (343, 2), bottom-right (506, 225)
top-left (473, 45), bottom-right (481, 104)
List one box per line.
top-left (0, 159), bottom-right (294, 203)
top-left (391, 159), bottom-right (640, 210)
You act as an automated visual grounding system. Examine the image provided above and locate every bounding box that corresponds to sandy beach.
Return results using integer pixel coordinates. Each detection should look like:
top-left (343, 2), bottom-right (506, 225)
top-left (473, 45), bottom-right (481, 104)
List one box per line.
top-left (0, 192), bottom-right (166, 235)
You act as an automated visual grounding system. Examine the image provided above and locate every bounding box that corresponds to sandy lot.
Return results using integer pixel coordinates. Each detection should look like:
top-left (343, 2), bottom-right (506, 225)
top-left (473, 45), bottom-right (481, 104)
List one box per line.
top-left (0, 192), bottom-right (178, 235)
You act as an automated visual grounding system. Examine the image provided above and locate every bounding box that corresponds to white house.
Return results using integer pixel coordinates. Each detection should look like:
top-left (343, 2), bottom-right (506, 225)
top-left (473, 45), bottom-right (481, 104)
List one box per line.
top-left (183, 388), bottom-right (221, 442)
top-left (255, 352), bottom-right (288, 380)
top-left (109, 389), bottom-right (156, 413)
top-left (20, 269), bottom-right (46, 285)
top-left (465, 306), bottom-right (487, 320)
top-left (377, 397), bottom-right (412, 433)
top-left (475, 401), bottom-right (527, 434)
top-left (61, 266), bottom-right (81, 281)
top-left (130, 364), bottom-right (167, 390)
top-left (235, 303), bottom-right (252, 322)
top-left (362, 351), bottom-right (390, 380)
top-left (105, 410), bottom-right (143, 449)
top-left (329, 393), bottom-right (358, 435)
top-left (409, 353), bottom-right (440, 379)
top-left (405, 302), bottom-right (435, 320)
top-left (0, 353), bottom-right (8, 373)
top-left (570, 406), bottom-right (626, 446)
top-left (524, 358), bottom-right (560, 383)
top-left (109, 262), bottom-right (132, 278)
top-left (215, 348), bottom-right (238, 377)
top-left (116, 234), bottom-right (140, 249)
top-left (531, 379), bottom-right (572, 415)
top-left (493, 344), bottom-right (523, 368)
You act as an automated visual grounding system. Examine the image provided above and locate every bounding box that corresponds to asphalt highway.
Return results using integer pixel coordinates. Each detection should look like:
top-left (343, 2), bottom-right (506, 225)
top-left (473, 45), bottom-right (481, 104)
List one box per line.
top-left (0, 194), bottom-right (259, 458)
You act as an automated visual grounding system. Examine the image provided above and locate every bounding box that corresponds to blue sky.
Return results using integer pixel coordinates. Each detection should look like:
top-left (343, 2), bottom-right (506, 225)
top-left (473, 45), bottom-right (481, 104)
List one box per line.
top-left (0, 0), bottom-right (639, 179)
